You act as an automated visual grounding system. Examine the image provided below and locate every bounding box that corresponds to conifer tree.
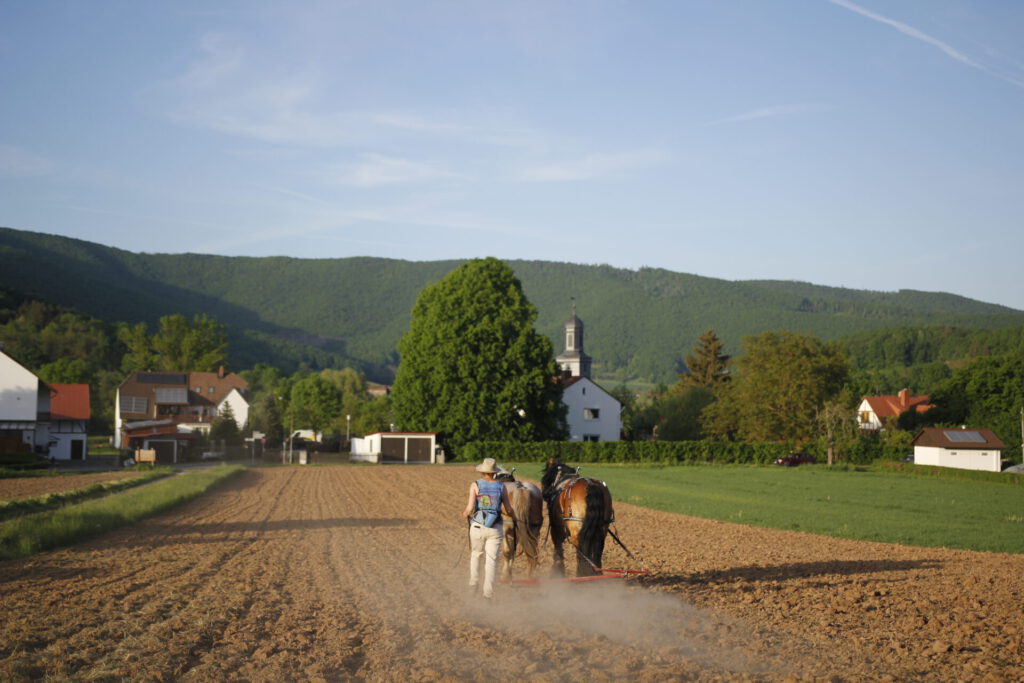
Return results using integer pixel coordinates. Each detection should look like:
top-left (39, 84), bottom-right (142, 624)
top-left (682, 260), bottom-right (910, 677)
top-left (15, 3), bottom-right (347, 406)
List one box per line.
top-left (680, 329), bottom-right (731, 389)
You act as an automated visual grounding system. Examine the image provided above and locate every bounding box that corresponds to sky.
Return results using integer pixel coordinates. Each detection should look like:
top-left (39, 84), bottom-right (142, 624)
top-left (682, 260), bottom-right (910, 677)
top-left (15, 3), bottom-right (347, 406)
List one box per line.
top-left (2, 1), bottom-right (1023, 310)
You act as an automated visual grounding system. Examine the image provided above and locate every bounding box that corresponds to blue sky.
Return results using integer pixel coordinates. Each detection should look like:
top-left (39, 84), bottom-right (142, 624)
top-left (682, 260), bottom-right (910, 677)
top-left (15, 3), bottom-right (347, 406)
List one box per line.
top-left (2, 1), bottom-right (1023, 310)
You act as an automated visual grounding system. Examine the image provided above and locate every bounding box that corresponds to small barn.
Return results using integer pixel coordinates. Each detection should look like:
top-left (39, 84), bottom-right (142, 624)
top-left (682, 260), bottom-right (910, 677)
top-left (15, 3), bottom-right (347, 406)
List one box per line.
top-left (48, 383), bottom-right (90, 460)
top-left (911, 427), bottom-right (1005, 472)
top-left (350, 432), bottom-right (440, 464)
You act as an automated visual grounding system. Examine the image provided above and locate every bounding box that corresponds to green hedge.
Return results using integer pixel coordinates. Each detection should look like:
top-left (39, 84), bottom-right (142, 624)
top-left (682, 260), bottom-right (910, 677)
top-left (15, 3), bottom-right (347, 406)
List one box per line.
top-left (458, 440), bottom-right (795, 465)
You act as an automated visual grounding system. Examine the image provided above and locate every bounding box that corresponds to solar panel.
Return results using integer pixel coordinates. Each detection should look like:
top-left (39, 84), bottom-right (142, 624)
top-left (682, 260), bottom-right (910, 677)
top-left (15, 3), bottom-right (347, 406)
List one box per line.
top-left (138, 373), bottom-right (187, 384)
top-left (944, 430), bottom-right (986, 443)
top-left (155, 388), bottom-right (189, 405)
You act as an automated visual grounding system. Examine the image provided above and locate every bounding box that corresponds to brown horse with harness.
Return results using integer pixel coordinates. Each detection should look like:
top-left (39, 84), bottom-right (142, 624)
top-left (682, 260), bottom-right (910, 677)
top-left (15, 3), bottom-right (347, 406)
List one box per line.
top-left (540, 458), bottom-right (614, 577)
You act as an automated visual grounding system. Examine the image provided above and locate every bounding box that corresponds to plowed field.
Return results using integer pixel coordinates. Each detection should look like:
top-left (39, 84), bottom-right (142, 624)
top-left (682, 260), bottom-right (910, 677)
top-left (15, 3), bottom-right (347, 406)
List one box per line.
top-left (1, 466), bottom-right (1022, 681)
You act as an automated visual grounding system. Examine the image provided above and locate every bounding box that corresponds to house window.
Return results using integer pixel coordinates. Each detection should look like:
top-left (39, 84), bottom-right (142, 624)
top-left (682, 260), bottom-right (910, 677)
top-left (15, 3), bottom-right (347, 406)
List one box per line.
top-left (208, 386), bottom-right (215, 394)
top-left (566, 333), bottom-right (573, 349)
top-left (584, 408), bottom-right (600, 420)
top-left (194, 386), bottom-right (202, 393)
top-left (859, 411), bottom-right (871, 423)
top-left (583, 435), bottom-right (599, 442)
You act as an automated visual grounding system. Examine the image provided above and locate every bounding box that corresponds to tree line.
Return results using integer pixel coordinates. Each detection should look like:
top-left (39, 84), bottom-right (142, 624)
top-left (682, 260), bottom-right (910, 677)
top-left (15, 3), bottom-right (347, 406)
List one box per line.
top-left (3, 267), bottom-right (1023, 463)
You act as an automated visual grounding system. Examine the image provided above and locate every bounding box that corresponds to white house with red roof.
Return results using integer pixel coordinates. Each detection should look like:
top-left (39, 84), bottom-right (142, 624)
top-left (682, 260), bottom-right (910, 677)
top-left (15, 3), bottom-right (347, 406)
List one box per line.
top-left (555, 308), bottom-right (621, 442)
top-left (857, 389), bottom-right (933, 430)
top-left (47, 383), bottom-right (90, 460)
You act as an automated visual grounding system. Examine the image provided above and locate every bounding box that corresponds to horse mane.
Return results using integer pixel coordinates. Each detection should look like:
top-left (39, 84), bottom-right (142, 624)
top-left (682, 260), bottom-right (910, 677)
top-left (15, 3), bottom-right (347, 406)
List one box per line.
top-left (540, 458), bottom-right (566, 496)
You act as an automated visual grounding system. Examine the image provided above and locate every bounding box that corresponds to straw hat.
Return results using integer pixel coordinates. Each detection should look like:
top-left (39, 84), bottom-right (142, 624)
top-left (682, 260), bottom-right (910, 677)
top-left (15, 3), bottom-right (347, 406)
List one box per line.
top-left (475, 457), bottom-right (500, 473)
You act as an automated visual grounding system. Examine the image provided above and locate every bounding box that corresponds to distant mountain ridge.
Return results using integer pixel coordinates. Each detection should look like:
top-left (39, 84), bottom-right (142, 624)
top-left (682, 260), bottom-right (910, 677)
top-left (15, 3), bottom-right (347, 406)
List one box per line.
top-left (2, 226), bottom-right (1022, 384)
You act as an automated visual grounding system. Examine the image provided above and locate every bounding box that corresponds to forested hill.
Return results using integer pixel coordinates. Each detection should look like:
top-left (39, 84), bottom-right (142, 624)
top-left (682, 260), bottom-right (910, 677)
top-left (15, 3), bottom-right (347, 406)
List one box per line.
top-left (2, 226), bottom-right (1023, 384)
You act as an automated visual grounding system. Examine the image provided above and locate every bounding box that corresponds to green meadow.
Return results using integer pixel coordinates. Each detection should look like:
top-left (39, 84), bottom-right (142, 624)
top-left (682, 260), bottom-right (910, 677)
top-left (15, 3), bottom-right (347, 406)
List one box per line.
top-left (506, 463), bottom-right (1024, 554)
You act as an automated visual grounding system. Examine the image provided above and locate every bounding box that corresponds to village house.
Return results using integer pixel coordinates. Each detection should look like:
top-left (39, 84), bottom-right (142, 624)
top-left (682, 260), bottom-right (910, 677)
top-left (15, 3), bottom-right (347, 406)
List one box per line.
top-left (857, 388), bottom-right (933, 430)
top-left (114, 368), bottom-right (250, 462)
top-left (47, 383), bottom-right (90, 460)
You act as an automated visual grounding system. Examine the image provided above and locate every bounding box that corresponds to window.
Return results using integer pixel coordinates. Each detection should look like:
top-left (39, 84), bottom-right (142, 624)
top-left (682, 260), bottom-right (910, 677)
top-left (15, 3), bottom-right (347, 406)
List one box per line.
top-left (859, 411), bottom-right (871, 423)
top-left (583, 435), bottom-right (599, 442)
top-left (584, 408), bottom-right (600, 420)
top-left (194, 386), bottom-right (202, 393)
top-left (566, 333), bottom-right (573, 349)
top-left (208, 386), bottom-right (215, 394)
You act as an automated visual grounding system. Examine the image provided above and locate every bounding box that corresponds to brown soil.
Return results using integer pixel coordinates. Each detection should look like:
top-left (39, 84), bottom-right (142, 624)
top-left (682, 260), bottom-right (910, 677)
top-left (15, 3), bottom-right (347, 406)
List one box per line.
top-left (0, 471), bottom-right (141, 502)
top-left (1, 465), bottom-right (1021, 681)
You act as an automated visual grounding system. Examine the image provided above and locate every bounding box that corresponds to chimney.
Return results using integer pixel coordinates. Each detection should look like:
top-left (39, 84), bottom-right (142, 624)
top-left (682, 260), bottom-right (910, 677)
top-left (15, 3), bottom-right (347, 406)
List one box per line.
top-left (898, 388), bottom-right (908, 408)
top-left (218, 365), bottom-right (225, 379)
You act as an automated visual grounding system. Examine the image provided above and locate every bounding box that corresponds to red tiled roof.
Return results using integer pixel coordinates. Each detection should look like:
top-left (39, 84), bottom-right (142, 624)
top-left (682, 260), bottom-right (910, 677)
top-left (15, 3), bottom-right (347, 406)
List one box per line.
top-left (862, 390), bottom-right (932, 419)
top-left (50, 384), bottom-right (90, 420)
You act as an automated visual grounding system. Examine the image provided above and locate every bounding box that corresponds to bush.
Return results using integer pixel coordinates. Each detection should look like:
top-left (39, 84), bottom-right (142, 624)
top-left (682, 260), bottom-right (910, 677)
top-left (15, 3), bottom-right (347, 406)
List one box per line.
top-left (458, 440), bottom-right (792, 465)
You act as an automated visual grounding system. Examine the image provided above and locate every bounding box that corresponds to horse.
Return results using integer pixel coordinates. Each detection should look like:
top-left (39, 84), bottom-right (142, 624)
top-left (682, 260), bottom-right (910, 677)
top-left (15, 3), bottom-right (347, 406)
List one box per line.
top-left (494, 467), bottom-right (544, 580)
top-left (540, 458), bottom-right (614, 577)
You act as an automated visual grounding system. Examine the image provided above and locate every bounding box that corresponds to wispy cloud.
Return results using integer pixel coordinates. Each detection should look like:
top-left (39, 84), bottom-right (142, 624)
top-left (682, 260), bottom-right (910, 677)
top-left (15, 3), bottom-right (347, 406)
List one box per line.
top-left (705, 103), bottom-right (828, 127)
top-left (828, 0), bottom-right (1024, 89)
top-left (0, 144), bottom-right (54, 177)
top-left (335, 154), bottom-right (467, 187)
top-left (515, 148), bottom-right (669, 182)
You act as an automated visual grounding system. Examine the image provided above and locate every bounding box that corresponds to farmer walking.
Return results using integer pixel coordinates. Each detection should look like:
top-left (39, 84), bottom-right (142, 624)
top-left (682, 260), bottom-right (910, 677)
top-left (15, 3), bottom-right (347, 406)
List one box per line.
top-left (463, 457), bottom-right (513, 599)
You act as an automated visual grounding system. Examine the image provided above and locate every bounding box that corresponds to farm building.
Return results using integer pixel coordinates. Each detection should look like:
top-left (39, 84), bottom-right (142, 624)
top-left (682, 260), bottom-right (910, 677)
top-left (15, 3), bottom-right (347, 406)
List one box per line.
top-left (350, 432), bottom-right (440, 464)
top-left (911, 427), bottom-right (1005, 472)
top-left (47, 383), bottom-right (90, 460)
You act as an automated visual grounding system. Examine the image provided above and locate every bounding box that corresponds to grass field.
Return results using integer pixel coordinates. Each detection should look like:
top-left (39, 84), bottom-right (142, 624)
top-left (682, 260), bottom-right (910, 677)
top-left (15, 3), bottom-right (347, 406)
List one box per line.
top-left (0, 465), bottom-right (244, 560)
top-left (504, 462), bottom-right (1024, 554)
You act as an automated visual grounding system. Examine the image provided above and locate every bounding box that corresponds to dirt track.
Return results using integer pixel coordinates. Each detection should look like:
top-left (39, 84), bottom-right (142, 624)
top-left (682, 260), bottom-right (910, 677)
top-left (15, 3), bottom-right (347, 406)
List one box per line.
top-left (1, 465), bottom-right (1022, 681)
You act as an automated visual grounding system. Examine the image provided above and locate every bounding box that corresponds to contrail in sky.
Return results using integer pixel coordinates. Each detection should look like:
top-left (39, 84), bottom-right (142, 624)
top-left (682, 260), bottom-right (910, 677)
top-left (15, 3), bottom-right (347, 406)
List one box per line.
top-left (828, 0), bottom-right (1024, 89)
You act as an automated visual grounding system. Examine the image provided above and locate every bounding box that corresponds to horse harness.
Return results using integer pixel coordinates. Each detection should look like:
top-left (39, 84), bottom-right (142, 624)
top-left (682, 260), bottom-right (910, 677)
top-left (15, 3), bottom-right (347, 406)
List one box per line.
top-left (547, 474), bottom-right (614, 525)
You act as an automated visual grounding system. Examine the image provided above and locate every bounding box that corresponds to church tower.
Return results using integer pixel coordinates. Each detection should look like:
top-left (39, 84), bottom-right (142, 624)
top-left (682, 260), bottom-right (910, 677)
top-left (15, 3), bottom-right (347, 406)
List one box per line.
top-left (556, 303), bottom-right (592, 378)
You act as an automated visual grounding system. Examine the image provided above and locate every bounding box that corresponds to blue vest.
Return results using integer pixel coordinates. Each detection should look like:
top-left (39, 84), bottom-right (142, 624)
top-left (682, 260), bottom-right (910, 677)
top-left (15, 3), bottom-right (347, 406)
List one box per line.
top-left (473, 479), bottom-right (503, 527)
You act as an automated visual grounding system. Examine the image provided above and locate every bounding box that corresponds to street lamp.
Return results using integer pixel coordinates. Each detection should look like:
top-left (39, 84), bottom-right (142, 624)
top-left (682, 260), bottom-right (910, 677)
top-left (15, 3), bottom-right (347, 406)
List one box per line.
top-left (346, 414), bottom-right (351, 446)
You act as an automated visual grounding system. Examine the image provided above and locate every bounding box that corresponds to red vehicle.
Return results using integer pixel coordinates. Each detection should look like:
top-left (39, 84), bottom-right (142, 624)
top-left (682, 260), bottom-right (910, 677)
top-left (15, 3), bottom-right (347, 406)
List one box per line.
top-left (775, 452), bottom-right (815, 467)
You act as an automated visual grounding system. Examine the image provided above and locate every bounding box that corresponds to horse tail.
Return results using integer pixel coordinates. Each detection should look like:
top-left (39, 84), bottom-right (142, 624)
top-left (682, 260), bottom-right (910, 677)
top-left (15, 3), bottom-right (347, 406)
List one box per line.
top-left (578, 481), bottom-right (610, 574)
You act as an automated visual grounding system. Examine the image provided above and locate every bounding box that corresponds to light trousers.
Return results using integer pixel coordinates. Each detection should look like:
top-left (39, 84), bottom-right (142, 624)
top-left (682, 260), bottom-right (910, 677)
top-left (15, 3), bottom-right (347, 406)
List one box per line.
top-left (468, 523), bottom-right (503, 598)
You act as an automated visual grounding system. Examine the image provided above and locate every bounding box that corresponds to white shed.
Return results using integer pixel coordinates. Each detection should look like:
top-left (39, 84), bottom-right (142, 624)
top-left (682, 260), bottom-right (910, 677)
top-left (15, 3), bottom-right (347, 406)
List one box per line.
top-left (911, 427), bottom-right (1005, 472)
top-left (350, 432), bottom-right (440, 464)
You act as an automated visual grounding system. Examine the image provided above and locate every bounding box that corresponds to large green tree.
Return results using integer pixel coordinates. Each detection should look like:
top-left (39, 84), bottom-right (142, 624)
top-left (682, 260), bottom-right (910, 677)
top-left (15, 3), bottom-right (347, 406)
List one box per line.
top-left (290, 374), bottom-right (343, 435)
top-left (119, 314), bottom-right (227, 373)
top-left (929, 354), bottom-right (1024, 452)
top-left (702, 331), bottom-right (849, 444)
top-left (391, 257), bottom-right (566, 449)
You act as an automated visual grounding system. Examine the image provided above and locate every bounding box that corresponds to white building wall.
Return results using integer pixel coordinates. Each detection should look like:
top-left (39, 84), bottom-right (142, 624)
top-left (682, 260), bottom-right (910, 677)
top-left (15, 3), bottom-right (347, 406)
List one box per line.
top-left (0, 352), bottom-right (40, 422)
top-left (913, 445), bottom-right (1001, 472)
top-left (856, 399), bottom-right (882, 430)
top-left (219, 388), bottom-right (250, 430)
top-left (563, 378), bottom-right (621, 442)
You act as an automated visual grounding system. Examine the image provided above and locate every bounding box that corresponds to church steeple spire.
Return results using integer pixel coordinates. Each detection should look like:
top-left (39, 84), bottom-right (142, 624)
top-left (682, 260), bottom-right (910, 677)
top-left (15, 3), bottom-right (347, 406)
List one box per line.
top-left (556, 300), bottom-right (592, 378)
